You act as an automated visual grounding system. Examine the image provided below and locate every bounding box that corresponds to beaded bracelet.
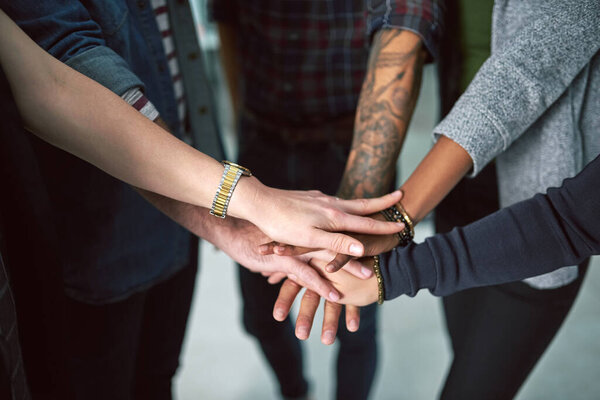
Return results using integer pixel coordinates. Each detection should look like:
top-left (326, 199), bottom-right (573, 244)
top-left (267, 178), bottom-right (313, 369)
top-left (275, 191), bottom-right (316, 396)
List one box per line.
top-left (373, 255), bottom-right (385, 305)
top-left (380, 203), bottom-right (414, 247)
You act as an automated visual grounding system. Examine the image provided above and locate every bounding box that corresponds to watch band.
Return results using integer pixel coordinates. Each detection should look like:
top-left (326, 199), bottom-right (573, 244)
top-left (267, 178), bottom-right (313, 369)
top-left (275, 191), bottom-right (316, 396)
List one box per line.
top-left (210, 161), bottom-right (252, 219)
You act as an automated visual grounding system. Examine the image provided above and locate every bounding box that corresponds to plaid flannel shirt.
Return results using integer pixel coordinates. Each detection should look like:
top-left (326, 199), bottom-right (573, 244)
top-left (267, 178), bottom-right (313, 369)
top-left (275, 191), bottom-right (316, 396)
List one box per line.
top-left (210, 0), bottom-right (443, 124)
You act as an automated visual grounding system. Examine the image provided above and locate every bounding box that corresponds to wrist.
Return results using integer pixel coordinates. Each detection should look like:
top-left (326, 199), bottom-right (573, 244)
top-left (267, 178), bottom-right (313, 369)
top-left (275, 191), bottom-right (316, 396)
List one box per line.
top-left (226, 175), bottom-right (266, 221)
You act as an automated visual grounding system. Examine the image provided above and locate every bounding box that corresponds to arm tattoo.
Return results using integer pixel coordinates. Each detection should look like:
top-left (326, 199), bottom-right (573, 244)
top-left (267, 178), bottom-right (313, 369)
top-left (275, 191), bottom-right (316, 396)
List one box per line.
top-left (338, 29), bottom-right (425, 199)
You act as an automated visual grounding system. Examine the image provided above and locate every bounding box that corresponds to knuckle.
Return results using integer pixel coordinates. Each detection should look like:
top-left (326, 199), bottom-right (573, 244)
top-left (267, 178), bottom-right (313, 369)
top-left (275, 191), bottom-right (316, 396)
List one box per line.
top-left (303, 290), bottom-right (320, 302)
top-left (324, 207), bottom-right (339, 221)
top-left (359, 198), bottom-right (370, 210)
top-left (332, 235), bottom-right (348, 252)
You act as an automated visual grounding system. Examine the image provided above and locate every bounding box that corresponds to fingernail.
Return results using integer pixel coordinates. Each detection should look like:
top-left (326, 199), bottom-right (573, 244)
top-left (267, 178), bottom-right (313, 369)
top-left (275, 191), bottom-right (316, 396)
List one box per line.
top-left (396, 222), bottom-right (405, 229)
top-left (297, 326), bottom-right (309, 339)
top-left (274, 246), bottom-right (285, 254)
top-left (392, 190), bottom-right (402, 196)
top-left (323, 330), bottom-right (335, 344)
top-left (258, 245), bottom-right (269, 253)
top-left (361, 267), bottom-right (372, 278)
top-left (348, 319), bottom-right (358, 332)
top-left (329, 290), bottom-right (340, 302)
top-left (289, 274), bottom-right (298, 281)
top-left (326, 264), bottom-right (336, 273)
top-left (349, 244), bottom-right (362, 256)
top-left (274, 309), bottom-right (285, 321)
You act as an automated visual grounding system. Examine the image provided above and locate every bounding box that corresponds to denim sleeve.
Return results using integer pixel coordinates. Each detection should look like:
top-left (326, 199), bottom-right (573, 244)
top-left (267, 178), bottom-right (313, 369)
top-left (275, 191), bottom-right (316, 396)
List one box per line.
top-left (66, 46), bottom-right (144, 97)
top-left (1, 1), bottom-right (143, 96)
top-left (366, 0), bottom-right (445, 60)
top-left (380, 153), bottom-right (600, 299)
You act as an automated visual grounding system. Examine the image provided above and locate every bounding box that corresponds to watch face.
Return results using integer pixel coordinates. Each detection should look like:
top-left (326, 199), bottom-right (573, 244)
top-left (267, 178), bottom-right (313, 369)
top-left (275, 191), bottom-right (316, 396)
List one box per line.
top-left (222, 160), bottom-right (252, 176)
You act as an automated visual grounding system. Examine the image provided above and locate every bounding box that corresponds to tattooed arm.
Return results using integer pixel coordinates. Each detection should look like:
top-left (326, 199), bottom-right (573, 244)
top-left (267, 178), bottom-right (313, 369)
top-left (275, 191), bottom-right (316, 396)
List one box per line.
top-left (337, 29), bottom-right (426, 200)
top-left (339, 28), bottom-right (470, 227)
top-left (265, 30), bottom-right (429, 260)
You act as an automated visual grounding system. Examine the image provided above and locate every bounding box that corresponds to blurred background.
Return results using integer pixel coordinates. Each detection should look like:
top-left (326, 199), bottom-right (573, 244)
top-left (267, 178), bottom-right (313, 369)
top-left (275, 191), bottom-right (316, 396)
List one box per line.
top-left (172, 3), bottom-right (600, 399)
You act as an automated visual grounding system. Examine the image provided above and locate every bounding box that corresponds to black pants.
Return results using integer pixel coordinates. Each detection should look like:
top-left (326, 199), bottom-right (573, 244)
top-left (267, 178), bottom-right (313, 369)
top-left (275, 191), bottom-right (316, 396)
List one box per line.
top-left (436, 163), bottom-right (588, 400)
top-left (237, 113), bottom-right (378, 400)
top-left (64, 242), bottom-right (198, 400)
top-left (0, 253), bottom-right (30, 400)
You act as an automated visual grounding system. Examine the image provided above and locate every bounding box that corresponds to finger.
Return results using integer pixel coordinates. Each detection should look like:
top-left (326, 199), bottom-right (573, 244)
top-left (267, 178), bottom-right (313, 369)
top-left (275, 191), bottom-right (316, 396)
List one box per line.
top-left (273, 279), bottom-right (302, 322)
top-left (273, 245), bottom-right (315, 257)
top-left (335, 213), bottom-right (405, 235)
top-left (288, 257), bottom-right (341, 302)
top-left (345, 305), bottom-right (361, 332)
top-left (307, 230), bottom-right (365, 258)
top-left (325, 253), bottom-right (354, 273)
top-left (267, 272), bottom-right (287, 284)
top-left (338, 257), bottom-right (372, 279)
top-left (295, 290), bottom-right (321, 340)
top-left (258, 241), bottom-right (277, 255)
top-left (335, 190), bottom-right (403, 215)
top-left (321, 300), bottom-right (343, 345)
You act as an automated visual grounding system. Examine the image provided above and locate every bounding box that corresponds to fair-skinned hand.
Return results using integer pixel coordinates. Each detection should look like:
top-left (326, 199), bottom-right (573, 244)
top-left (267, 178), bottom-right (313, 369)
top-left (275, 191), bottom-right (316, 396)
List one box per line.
top-left (233, 183), bottom-right (404, 259)
top-left (208, 217), bottom-right (373, 302)
top-left (272, 258), bottom-right (378, 343)
top-left (259, 212), bottom-right (399, 272)
top-left (261, 249), bottom-right (374, 284)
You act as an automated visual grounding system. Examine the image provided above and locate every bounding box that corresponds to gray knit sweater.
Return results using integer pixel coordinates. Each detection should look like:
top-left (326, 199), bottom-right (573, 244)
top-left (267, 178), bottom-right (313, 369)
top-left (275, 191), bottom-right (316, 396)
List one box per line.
top-left (433, 0), bottom-right (600, 288)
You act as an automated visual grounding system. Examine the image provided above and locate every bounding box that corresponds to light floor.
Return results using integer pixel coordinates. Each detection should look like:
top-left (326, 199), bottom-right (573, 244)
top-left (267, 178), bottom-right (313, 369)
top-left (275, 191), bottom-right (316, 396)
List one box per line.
top-left (175, 66), bottom-right (600, 399)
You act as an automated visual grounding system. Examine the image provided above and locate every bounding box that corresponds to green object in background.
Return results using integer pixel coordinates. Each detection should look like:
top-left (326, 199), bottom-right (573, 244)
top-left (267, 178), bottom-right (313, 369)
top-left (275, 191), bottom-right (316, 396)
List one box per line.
top-left (458, 0), bottom-right (494, 92)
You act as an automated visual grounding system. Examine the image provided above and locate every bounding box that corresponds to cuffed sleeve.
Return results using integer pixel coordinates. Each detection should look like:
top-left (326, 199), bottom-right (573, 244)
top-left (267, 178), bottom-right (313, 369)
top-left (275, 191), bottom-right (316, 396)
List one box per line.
top-left (367, 0), bottom-right (444, 60)
top-left (433, 1), bottom-right (600, 176)
top-left (66, 46), bottom-right (144, 96)
top-left (3, 1), bottom-right (144, 96)
top-left (380, 241), bottom-right (437, 299)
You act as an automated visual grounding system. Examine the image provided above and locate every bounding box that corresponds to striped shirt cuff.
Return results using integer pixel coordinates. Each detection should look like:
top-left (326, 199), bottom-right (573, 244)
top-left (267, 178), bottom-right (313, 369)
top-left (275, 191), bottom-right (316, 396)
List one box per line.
top-left (121, 88), bottom-right (160, 121)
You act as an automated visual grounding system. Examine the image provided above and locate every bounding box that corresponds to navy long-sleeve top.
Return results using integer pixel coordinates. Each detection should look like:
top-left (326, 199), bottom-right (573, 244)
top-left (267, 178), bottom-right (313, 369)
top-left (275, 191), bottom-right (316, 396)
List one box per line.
top-left (380, 154), bottom-right (600, 299)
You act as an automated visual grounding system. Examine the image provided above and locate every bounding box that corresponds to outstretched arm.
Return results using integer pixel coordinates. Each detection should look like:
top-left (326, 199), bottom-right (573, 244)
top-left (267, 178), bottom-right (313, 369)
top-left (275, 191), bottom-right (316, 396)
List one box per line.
top-left (275, 153), bottom-right (600, 313)
top-left (0, 10), bottom-right (405, 259)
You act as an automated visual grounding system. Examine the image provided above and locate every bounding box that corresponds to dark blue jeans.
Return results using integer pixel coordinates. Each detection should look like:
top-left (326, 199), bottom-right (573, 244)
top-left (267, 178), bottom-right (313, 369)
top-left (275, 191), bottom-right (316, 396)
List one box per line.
top-left (237, 113), bottom-right (378, 400)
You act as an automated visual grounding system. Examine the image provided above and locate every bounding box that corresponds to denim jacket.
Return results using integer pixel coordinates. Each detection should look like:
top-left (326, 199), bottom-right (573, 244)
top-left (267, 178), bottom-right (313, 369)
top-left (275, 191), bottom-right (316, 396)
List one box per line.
top-left (2, 1), bottom-right (222, 303)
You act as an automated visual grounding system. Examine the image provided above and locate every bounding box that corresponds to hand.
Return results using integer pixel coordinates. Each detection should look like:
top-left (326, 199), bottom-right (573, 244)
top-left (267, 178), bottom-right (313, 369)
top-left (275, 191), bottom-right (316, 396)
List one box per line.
top-left (233, 183), bottom-right (404, 258)
top-left (259, 212), bottom-right (399, 272)
top-left (136, 191), bottom-right (373, 303)
top-left (273, 281), bottom-right (362, 345)
top-left (272, 258), bottom-right (379, 343)
top-left (262, 249), bottom-right (374, 284)
top-left (210, 217), bottom-right (373, 302)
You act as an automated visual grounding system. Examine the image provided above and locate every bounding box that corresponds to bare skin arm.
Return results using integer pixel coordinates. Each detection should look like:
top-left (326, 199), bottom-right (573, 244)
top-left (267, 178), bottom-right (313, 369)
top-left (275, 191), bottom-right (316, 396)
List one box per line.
top-left (264, 29), bottom-right (426, 260)
top-left (338, 29), bottom-right (426, 200)
top-left (0, 10), bottom-right (407, 265)
top-left (340, 26), bottom-right (472, 224)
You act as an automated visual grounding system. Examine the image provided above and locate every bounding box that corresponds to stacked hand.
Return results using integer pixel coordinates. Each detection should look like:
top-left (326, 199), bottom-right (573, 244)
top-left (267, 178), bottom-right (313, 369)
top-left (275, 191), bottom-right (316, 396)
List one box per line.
top-left (234, 183), bottom-right (405, 258)
top-left (256, 201), bottom-right (405, 344)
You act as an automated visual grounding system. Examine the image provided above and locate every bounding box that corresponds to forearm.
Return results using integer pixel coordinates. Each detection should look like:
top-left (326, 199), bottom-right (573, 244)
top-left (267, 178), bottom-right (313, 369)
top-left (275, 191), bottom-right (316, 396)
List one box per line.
top-left (137, 190), bottom-right (233, 247)
top-left (0, 11), bottom-right (260, 215)
top-left (337, 29), bottom-right (426, 199)
top-left (382, 154), bottom-right (600, 298)
top-left (399, 135), bottom-right (473, 223)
